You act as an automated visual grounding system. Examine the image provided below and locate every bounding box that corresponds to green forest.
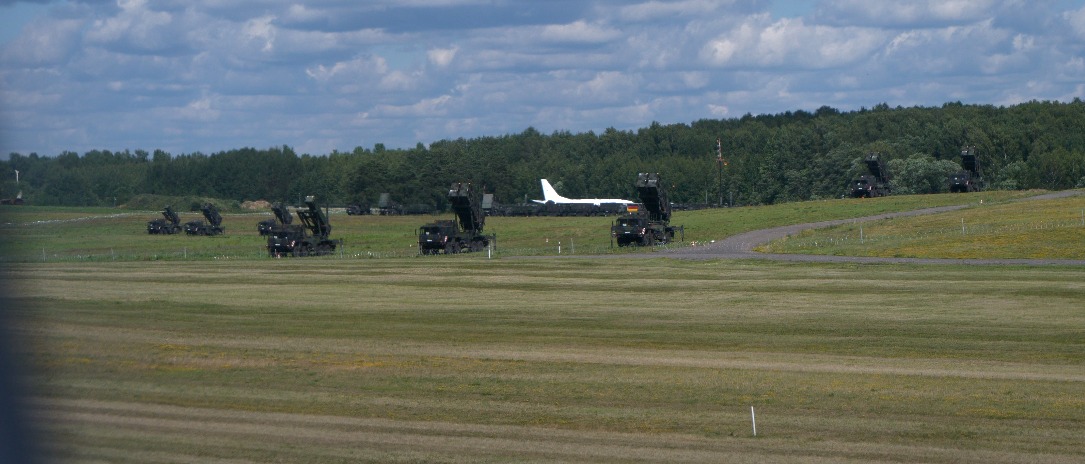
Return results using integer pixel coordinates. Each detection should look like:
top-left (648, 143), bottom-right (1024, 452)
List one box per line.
top-left (3, 100), bottom-right (1084, 210)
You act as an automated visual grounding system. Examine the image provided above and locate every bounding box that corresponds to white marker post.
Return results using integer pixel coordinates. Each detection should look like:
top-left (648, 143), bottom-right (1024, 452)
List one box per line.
top-left (751, 405), bottom-right (757, 436)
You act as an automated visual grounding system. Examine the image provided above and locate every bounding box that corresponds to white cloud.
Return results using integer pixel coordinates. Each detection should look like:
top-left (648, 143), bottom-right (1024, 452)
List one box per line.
top-left (376, 95), bottom-right (453, 117)
top-left (817, 0), bottom-right (996, 26)
top-left (178, 96), bottom-right (220, 122)
top-left (617, 0), bottom-right (734, 21)
top-left (702, 16), bottom-right (886, 69)
top-left (428, 47), bottom-right (458, 68)
top-left (680, 72), bottom-right (708, 89)
top-left (1064, 5), bottom-right (1085, 40)
top-left (878, 19), bottom-right (1029, 77)
top-left (0, 18), bottom-right (82, 65)
top-left (574, 71), bottom-right (637, 103)
top-left (380, 70), bottom-right (426, 91)
top-left (284, 4), bottom-right (325, 23)
top-left (243, 15), bottom-right (277, 53)
top-left (85, 0), bottom-right (176, 53)
top-left (538, 20), bottom-right (621, 43)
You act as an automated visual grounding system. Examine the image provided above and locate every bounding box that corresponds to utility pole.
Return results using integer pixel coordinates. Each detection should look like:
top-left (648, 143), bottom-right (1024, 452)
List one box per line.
top-left (716, 138), bottom-right (724, 207)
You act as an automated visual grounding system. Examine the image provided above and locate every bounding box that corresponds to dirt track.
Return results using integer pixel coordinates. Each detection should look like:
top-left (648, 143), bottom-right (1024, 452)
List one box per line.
top-left (659, 190), bottom-right (1085, 265)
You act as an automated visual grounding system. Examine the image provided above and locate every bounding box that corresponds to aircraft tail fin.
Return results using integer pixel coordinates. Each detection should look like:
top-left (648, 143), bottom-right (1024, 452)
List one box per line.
top-left (540, 179), bottom-right (566, 203)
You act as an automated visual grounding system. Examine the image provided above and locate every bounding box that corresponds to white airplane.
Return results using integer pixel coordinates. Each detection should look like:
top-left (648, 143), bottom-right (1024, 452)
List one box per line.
top-left (532, 179), bottom-right (635, 206)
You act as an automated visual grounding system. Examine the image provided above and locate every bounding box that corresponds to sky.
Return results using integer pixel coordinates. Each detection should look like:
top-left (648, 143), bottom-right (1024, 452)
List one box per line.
top-left (1, 0), bottom-right (1084, 158)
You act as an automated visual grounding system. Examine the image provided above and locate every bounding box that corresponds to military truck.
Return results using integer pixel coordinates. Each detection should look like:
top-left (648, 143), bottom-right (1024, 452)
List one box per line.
top-left (418, 182), bottom-right (495, 254)
top-left (850, 153), bottom-right (891, 198)
top-left (184, 203), bottom-right (225, 236)
top-left (257, 217), bottom-right (275, 235)
top-left (611, 173), bottom-right (684, 247)
top-left (377, 193), bottom-right (403, 215)
top-left (267, 196), bottom-right (342, 257)
top-left (345, 204), bottom-right (369, 215)
top-left (257, 202), bottom-right (292, 235)
top-left (949, 145), bottom-right (983, 193)
top-left (147, 205), bottom-right (182, 234)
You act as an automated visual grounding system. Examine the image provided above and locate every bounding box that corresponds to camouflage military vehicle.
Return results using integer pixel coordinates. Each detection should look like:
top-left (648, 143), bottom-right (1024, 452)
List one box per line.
top-left (267, 196), bottom-right (341, 257)
top-left (257, 202), bottom-right (291, 235)
top-left (184, 203), bottom-right (225, 236)
top-left (147, 205), bottom-right (182, 234)
top-left (949, 146), bottom-right (983, 193)
top-left (418, 182), bottom-right (495, 254)
top-left (611, 173), bottom-right (683, 247)
top-left (850, 153), bottom-right (891, 198)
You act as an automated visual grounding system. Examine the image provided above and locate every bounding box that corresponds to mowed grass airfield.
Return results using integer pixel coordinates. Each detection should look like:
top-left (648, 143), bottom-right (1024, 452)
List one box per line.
top-left (2, 190), bottom-right (1084, 463)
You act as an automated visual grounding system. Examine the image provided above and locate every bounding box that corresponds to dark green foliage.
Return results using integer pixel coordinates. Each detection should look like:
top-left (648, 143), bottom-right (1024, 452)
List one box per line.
top-left (3, 100), bottom-right (1085, 207)
top-left (888, 154), bottom-right (961, 194)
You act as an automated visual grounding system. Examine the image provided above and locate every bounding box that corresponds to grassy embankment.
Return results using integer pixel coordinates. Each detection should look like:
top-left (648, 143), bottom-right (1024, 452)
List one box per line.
top-left (761, 191), bottom-right (1085, 259)
top-left (0, 189), bottom-right (1055, 261)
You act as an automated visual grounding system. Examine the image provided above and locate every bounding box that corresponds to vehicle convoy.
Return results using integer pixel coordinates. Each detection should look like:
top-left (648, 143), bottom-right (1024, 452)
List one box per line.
top-left (611, 172), bottom-right (684, 247)
top-left (949, 145), bottom-right (984, 193)
top-left (184, 203), bottom-right (225, 236)
top-left (418, 182), bottom-right (496, 254)
top-left (850, 153), bottom-right (891, 198)
top-left (267, 196), bottom-right (341, 257)
top-left (257, 202), bottom-right (292, 235)
top-left (147, 205), bottom-right (182, 234)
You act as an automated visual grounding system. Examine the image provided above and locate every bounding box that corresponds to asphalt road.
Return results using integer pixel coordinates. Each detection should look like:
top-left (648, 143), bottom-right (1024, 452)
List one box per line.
top-left (655, 190), bottom-right (1085, 265)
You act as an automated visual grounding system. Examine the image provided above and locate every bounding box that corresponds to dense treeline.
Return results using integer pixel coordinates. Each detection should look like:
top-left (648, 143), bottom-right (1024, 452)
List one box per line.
top-left (3, 100), bottom-right (1085, 209)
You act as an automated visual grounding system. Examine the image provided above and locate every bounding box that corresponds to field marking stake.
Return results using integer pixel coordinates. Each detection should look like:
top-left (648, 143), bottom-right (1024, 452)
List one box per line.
top-left (961, 218), bottom-right (965, 235)
top-left (751, 405), bottom-right (757, 436)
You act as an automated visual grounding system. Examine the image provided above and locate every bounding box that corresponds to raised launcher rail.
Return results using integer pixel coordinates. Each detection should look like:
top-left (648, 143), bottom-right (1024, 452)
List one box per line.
top-left (851, 153), bottom-right (891, 198)
top-left (864, 153), bottom-right (890, 184)
top-left (418, 183), bottom-right (495, 254)
top-left (272, 202), bottom-right (293, 225)
top-left (147, 205), bottom-right (182, 234)
top-left (950, 145), bottom-right (984, 193)
top-left (635, 172), bottom-right (671, 223)
top-left (611, 172), bottom-right (683, 247)
top-left (296, 196), bottom-right (333, 241)
top-left (268, 196), bottom-right (341, 257)
top-left (203, 203), bottom-right (222, 227)
top-left (185, 203), bottom-right (225, 236)
top-left (449, 182), bottom-right (485, 234)
top-left (258, 202), bottom-right (293, 236)
top-left (961, 146), bottom-right (980, 177)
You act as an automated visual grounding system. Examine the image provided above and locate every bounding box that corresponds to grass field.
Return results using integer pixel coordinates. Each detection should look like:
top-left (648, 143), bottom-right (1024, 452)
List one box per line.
top-left (3, 191), bottom-right (1084, 462)
top-left (9, 259), bottom-right (1085, 463)
top-left (761, 193), bottom-right (1085, 259)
